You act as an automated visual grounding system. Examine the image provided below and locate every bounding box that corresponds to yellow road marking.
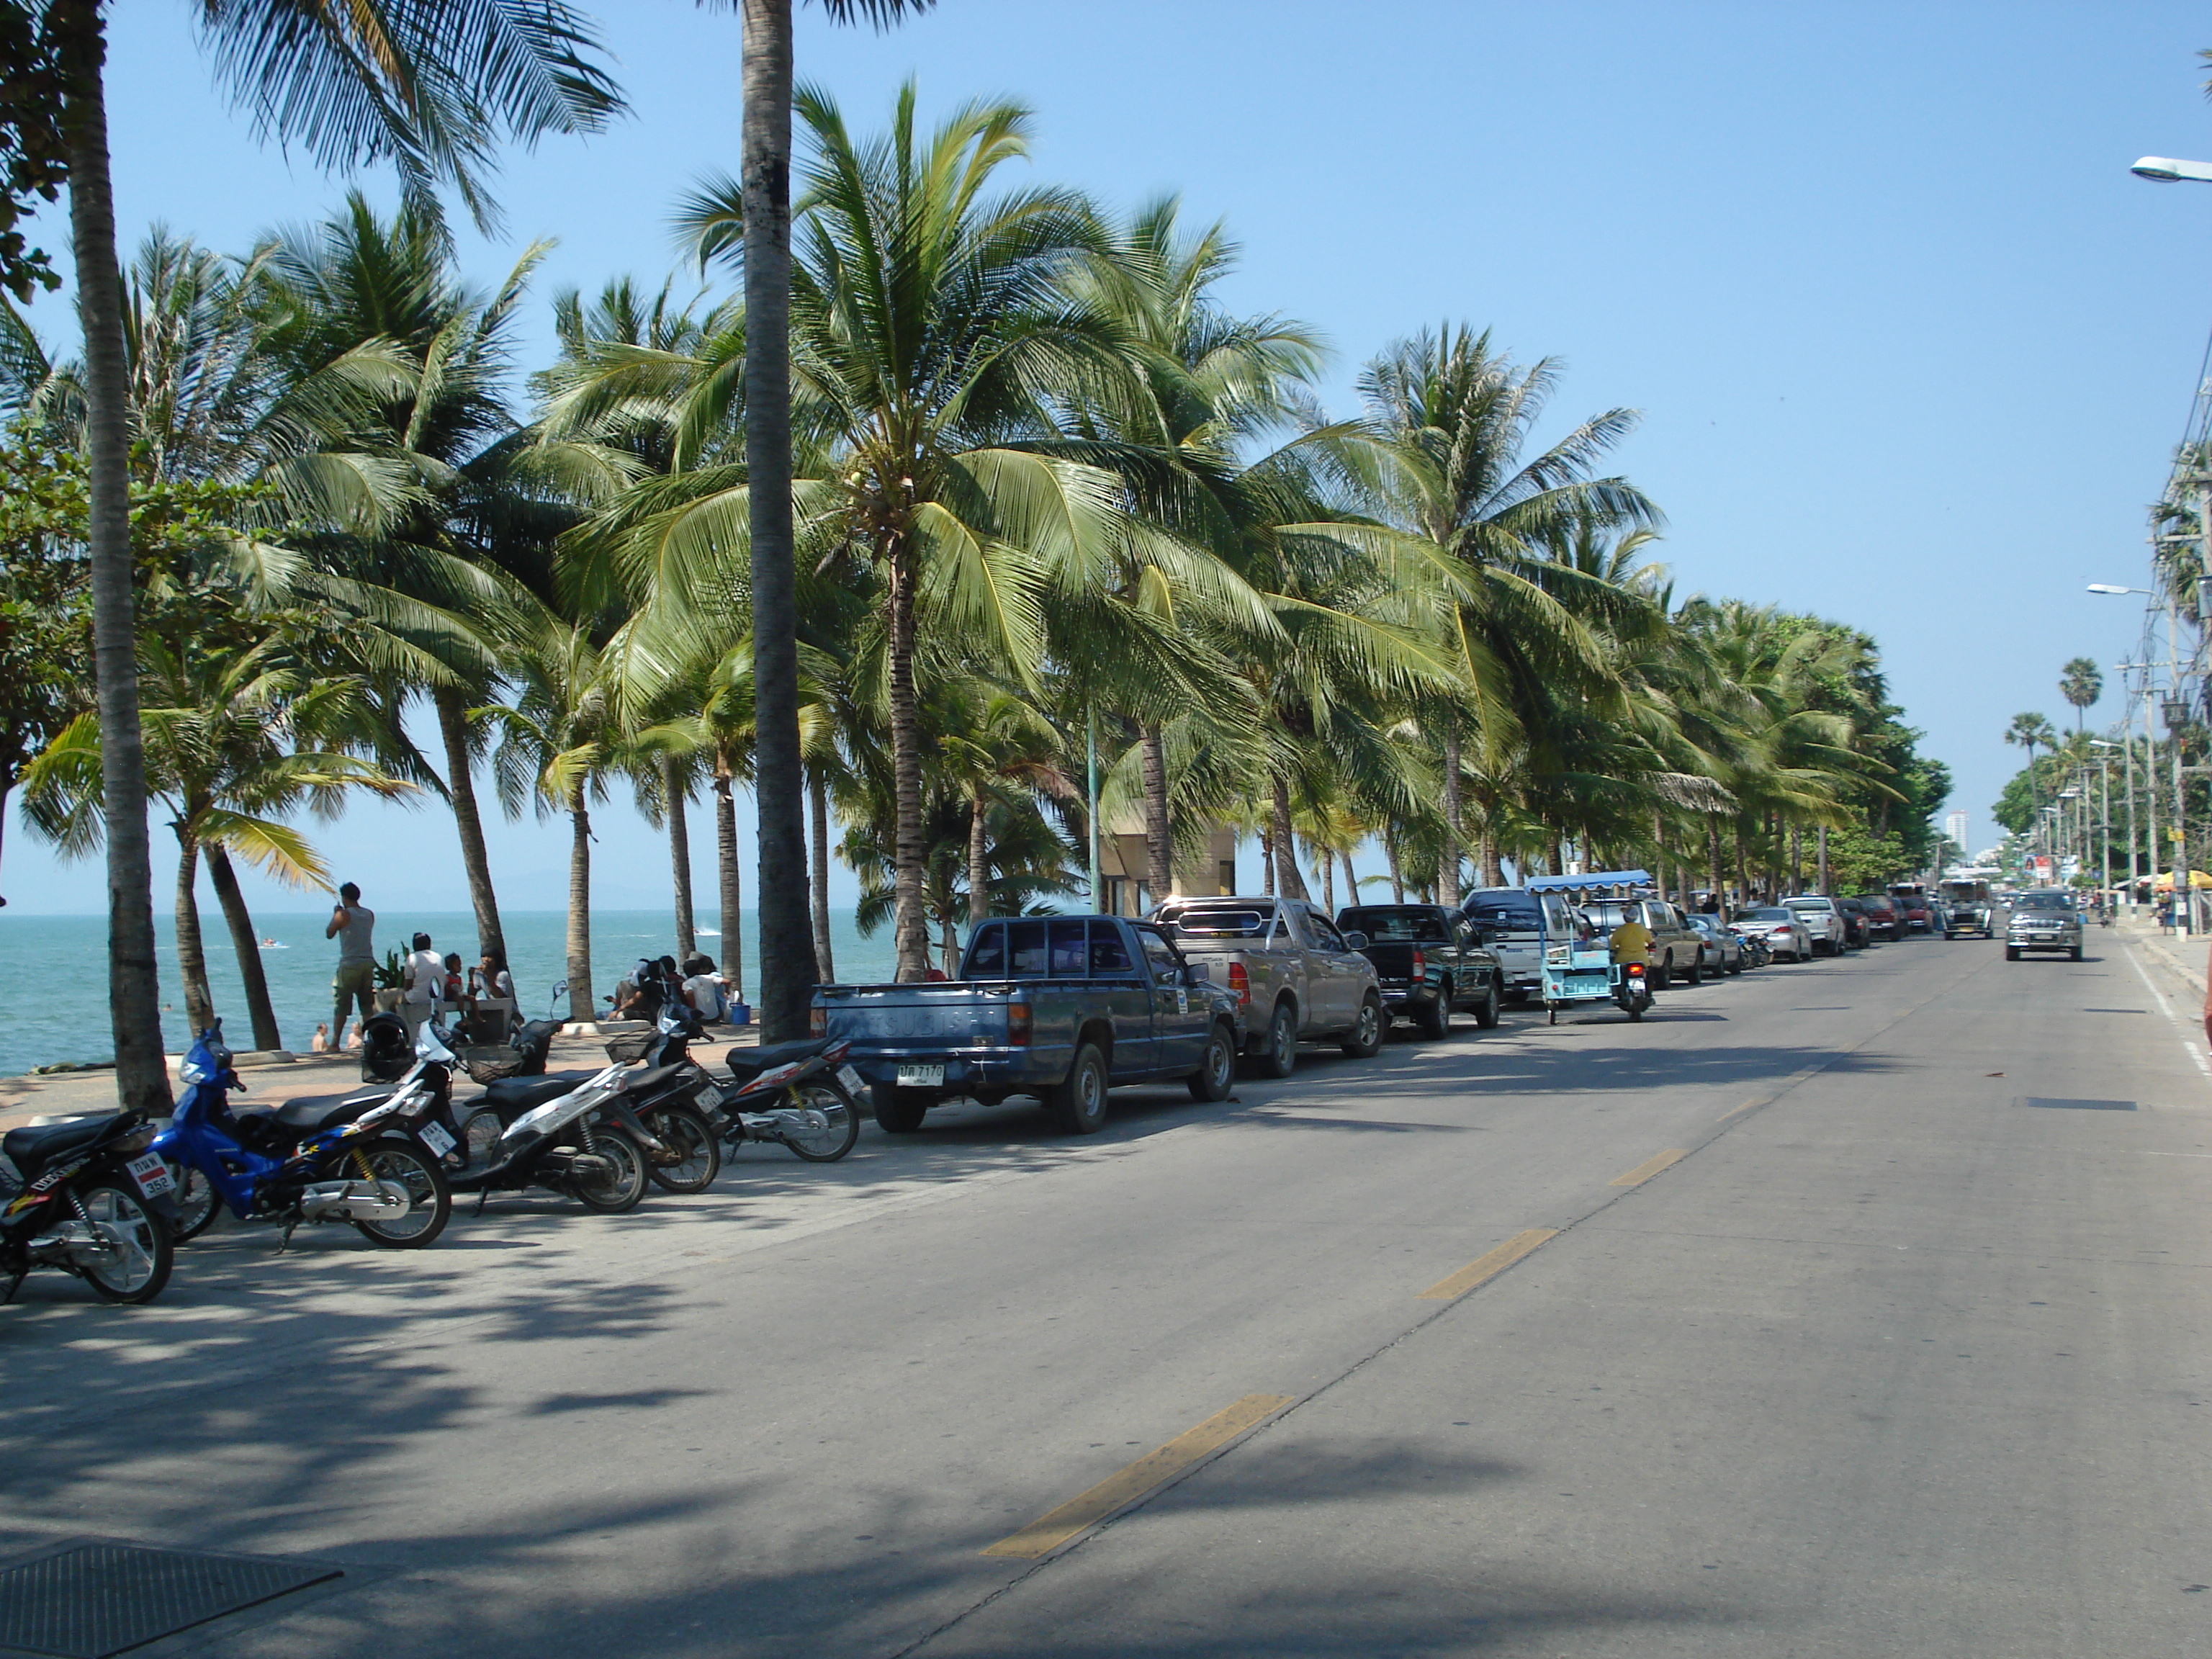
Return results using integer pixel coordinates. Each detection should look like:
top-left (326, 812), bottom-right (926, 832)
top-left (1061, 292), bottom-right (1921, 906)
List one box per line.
top-left (1718, 1098), bottom-right (1763, 1122)
top-left (1610, 1148), bottom-right (1690, 1187)
top-left (1416, 1228), bottom-right (1558, 1300)
top-left (981, 1394), bottom-right (1292, 1559)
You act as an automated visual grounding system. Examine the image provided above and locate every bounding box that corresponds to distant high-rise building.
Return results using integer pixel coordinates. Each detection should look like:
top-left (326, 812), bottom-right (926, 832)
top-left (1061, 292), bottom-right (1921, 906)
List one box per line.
top-left (1944, 810), bottom-right (1969, 854)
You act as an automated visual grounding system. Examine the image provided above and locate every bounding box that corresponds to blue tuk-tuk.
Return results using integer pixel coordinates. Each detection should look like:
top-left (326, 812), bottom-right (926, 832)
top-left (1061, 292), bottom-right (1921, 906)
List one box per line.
top-left (1524, 869), bottom-right (1655, 1025)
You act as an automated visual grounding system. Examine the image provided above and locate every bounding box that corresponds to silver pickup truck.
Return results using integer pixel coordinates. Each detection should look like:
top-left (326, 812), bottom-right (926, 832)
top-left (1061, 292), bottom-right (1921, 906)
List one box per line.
top-left (1148, 896), bottom-right (1385, 1076)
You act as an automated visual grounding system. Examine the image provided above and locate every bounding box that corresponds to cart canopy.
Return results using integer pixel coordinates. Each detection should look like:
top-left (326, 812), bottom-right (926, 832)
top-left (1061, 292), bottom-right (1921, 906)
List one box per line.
top-left (1522, 869), bottom-right (1653, 894)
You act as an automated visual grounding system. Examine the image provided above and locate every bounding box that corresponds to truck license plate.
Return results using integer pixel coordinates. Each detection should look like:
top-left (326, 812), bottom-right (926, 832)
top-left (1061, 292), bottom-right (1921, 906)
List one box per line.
top-left (895, 1064), bottom-right (945, 1088)
top-left (836, 1064), bottom-right (865, 1094)
top-left (125, 1152), bottom-right (175, 1200)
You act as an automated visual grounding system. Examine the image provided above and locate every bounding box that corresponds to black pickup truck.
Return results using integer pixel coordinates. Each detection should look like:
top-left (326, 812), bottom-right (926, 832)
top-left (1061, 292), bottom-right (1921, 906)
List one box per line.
top-left (1336, 904), bottom-right (1506, 1038)
top-left (813, 914), bottom-right (1244, 1136)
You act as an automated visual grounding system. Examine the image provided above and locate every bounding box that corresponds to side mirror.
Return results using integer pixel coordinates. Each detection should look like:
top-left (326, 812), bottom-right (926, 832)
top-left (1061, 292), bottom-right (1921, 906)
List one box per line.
top-left (1340, 931), bottom-right (1369, 951)
top-left (1183, 962), bottom-right (1210, 985)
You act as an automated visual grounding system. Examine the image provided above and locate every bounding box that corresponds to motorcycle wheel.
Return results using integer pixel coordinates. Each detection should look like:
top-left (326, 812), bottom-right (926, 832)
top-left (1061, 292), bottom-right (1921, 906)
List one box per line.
top-left (1628, 1002), bottom-right (1645, 1022)
top-left (642, 1105), bottom-right (721, 1192)
top-left (572, 1127), bottom-right (648, 1213)
top-left (780, 1082), bottom-right (861, 1161)
top-left (460, 1109), bottom-right (505, 1170)
top-left (164, 1160), bottom-right (220, 1242)
top-left (73, 1182), bottom-right (173, 1304)
top-left (349, 1141), bottom-right (451, 1249)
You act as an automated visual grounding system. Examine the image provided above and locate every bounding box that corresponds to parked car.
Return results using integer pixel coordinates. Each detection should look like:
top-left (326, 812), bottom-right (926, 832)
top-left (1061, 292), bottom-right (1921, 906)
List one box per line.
top-left (1460, 887), bottom-right (1550, 1002)
top-left (1336, 903), bottom-right (1505, 1038)
top-left (1856, 894), bottom-right (1903, 940)
top-left (1151, 896), bottom-right (1386, 1076)
top-left (2005, 889), bottom-right (2085, 961)
top-left (1834, 896), bottom-right (1872, 949)
top-left (1782, 894), bottom-right (1849, 956)
top-left (1737, 906), bottom-right (1814, 961)
top-left (815, 914), bottom-right (1244, 1136)
top-left (1580, 896), bottom-right (1711, 986)
top-left (1889, 884), bottom-right (1933, 932)
top-left (1686, 913), bottom-right (1746, 974)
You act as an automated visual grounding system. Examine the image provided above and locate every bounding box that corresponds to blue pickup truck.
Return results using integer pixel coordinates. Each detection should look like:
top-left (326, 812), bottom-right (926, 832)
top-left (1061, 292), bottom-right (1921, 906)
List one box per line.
top-left (811, 914), bottom-right (1244, 1136)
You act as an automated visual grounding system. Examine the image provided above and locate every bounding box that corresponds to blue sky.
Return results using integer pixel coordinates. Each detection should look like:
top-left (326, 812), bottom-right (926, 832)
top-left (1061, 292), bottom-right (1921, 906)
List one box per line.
top-left (6, 0), bottom-right (2210, 914)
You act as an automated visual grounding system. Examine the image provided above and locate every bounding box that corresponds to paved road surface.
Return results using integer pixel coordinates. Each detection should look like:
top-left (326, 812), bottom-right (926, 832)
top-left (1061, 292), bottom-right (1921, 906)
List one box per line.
top-left (3, 929), bottom-right (2208, 1657)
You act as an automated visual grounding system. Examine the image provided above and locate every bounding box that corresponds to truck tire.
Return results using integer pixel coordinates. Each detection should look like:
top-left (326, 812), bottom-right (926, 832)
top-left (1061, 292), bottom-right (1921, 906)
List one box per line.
top-left (1341, 993), bottom-right (1385, 1058)
top-left (1187, 1025), bottom-right (1236, 1102)
top-left (1249, 1000), bottom-right (1298, 1079)
top-left (1684, 950), bottom-right (1704, 986)
top-left (1415, 990), bottom-right (1449, 1040)
top-left (873, 1088), bottom-right (930, 1134)
top-left (1046, 1043), bottom-right (1110, 1134)
top-left (2005, 946), bottom-right (2020, 962)
top-left (1473, 979), bottom-right (1502, 1028)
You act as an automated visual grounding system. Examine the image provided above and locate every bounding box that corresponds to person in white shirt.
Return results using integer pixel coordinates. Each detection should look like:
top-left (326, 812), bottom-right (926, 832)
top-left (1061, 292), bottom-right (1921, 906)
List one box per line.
top-left (401, 931), bottom-right (446, 1046)
top-left (680, 953), bottom-right (725, 1022)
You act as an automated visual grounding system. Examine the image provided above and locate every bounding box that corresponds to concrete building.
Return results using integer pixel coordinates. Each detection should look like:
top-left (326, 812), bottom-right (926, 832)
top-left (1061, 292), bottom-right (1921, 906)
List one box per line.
top-left (1094, 811), bottom-right (1241, 917)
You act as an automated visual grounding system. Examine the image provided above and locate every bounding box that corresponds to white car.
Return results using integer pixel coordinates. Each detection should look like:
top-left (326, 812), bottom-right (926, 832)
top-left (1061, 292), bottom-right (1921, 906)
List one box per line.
top-left (1782, 895), bottom-right (1848, 957)
top-left (1736, 906), bottom-right (1814, 962)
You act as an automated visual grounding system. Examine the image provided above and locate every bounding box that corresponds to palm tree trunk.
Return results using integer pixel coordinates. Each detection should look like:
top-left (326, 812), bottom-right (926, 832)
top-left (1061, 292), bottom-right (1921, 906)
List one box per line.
top-left (969, 788), bottom-right (991, 925)
top-left (664, 756), bottom-right (696, 958)
top-left (1385, 832), bottom-right (1404, 902)
top-left (1789, 822), bottom-right (1803, 890)
top-left (714, 770), bottom-right (745, 999)
top-left (1652, 809), bottom-right (1668, 906)
top-left (809, 765), bottom-right (835, 982)
top-left (741, 0), bottom-right (816, 1036)
top-left (202, 842), bottom-right (282, 1051)
top-left (1479, 833), bottom-right (1503, 890)
top-left (172, 829), bottom-right (214, 1038)
top-left (434, 686), bottom-right (505, 960)
top-left (1439, 724), bottom-right (1462, 906)
top-left (1735, 822), bottom-right (1751, 906)
top-left (1260, 825), bottom-right (1274, 896)
top-left (1318, 845), bottom-right (1335, 913)
top-left (1816, 824), bottom-right (1830, 893)
top-left (1341, 842), bottom-right (1359, 904)
top-left (57, 4), bottom-right (168, 1112)
top-left (886, 539), bottom-right (930, 979)
top-left (1270, 774), bottom-right (1310, 899)
top-left (1708, 821), bottom-right (1726, 919)
top-left (566, 786), bottom-right (593, 1024)
top-left (1141, 723), bottom-right (1172, 905)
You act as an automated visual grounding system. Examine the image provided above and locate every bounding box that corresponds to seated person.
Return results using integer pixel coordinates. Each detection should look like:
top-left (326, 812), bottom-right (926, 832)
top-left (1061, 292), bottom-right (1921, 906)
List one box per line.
top-left (680, 953), bottom-right (725, 1021)
top-left (611, 959), bottom-right (665, 1020)
top-left (466, 950), bottom-right (518, 1033)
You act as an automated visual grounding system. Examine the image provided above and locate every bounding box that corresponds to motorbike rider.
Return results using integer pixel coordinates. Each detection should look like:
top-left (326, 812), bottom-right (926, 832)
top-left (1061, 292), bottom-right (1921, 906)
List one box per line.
top-left (1608, 909), bottom-right (1655, 976)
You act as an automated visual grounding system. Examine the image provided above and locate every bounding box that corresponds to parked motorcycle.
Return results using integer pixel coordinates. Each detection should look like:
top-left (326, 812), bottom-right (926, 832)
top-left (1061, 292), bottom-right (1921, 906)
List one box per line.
top-left (445, 1064), bottom-right (654, 1213)
top-left (152, 1022), bottom-right (452, 1250)
top-left (1612, 960), bottom-right (1655, 1022)
top-left (1, 1108), bottom-right (176, 1303)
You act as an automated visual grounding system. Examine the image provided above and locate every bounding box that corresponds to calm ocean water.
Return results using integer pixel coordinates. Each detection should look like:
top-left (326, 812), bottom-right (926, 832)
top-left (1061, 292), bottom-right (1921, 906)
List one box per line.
top-left (0, 908), bottom-right (898, 1076)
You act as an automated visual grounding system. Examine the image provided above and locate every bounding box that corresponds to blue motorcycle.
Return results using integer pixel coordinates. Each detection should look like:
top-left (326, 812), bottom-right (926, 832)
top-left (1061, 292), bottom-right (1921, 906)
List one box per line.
top-left (152, 1022), bottom-right (451, 1251)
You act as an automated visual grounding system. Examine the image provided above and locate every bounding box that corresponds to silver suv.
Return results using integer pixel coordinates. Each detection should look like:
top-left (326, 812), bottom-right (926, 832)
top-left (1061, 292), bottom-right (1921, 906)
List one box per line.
top-left (2005, 890), bottom-right (2083, 961)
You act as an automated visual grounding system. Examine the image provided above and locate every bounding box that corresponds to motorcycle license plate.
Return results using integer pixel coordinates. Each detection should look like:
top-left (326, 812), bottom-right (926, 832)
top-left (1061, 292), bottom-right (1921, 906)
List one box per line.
top-left (415, 1119), bottom-right (457, 1158)
top-left (895, 1064), bottom-right (944, 1088)
top-left (125, 1152), bottom-right (176, 1200)
top-left (836, 1064), bottom-right (866, 1095)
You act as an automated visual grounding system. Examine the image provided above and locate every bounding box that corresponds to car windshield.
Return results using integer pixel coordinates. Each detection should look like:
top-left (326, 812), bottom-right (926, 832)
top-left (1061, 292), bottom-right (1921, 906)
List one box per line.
top-left (1744, 908), bottom-right (1792, 921)
top-left (1154, 904), bottom-right (1271, 940)
top-left (2015, 892), bottom-right (2075, 912)
top-left (1463, 891), bottom-right (1542, 930)
top-left (1339, 907), bottom-right (1450, 943)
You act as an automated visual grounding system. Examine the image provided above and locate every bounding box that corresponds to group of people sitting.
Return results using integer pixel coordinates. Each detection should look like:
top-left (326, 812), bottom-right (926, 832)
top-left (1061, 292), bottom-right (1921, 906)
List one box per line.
top-left (609, 953), bottom-right (732, 1024)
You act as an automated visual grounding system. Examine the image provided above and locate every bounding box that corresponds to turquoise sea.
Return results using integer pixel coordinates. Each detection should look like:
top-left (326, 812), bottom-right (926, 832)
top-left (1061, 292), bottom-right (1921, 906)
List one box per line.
top-left (0, 909), bottom-right (897, 1076)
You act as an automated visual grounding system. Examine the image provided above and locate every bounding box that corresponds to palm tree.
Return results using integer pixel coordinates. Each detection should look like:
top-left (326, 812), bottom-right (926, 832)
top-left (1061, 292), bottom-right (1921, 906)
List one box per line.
top-left (2059, 657), bottom-right (2102, 737)
top-left (486, 622), bottom-right (624, 1025)
top-left (44, 0), bottom-right (621, 1112)
top-left (2005, 710), bottom-right (2059, 840)
top-left (717, 0), bottom-right (936, 1038)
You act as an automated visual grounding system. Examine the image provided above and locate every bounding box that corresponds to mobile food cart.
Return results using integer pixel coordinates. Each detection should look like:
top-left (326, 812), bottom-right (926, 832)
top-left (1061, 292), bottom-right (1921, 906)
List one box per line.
top-left (1524, 868), bottom-right (1656, 1024)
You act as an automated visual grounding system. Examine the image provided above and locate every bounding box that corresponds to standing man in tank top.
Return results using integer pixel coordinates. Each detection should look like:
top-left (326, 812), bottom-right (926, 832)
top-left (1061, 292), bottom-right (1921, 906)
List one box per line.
top-left (327, 882), bottom-right (377, 1048)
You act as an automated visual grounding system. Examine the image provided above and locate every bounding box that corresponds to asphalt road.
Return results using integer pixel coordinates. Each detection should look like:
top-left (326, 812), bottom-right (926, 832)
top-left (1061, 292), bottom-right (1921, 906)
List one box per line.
top-left (3, 927), bottom-right (2208, 1658)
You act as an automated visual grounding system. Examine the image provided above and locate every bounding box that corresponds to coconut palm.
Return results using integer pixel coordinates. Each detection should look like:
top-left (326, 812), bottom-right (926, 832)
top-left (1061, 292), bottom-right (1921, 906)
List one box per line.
top-left (44, 0), bottom-right (619, 1110)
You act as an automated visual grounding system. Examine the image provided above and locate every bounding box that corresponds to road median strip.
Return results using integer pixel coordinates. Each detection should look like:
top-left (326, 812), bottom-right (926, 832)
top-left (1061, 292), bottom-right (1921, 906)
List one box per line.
top-left (1609, 1148), bottom-right (1690, 1187)
top-left (1416, 1228), bottom-right (1558, 1300)
top-left (981, 1393), bottom-right (1293, 1559)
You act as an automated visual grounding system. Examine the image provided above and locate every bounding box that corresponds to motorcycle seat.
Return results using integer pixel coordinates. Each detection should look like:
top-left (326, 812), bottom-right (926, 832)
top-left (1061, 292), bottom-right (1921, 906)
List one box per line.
top-left (621, 1063), bottom-right (691, 1097)
top-left (246, 1091), bottom-right (390, 1136)
top-left (479, 1071), bottom-right (595, 1112)
top-left (725, 1038), bottom-right (830, 1082)
top-left (2, 1116), bottom-right (112, 1176)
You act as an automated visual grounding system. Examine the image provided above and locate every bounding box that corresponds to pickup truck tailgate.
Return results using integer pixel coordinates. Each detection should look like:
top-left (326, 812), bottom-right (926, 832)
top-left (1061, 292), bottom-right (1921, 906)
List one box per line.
top-left (818, 982), bottom-right (1018, 1048)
